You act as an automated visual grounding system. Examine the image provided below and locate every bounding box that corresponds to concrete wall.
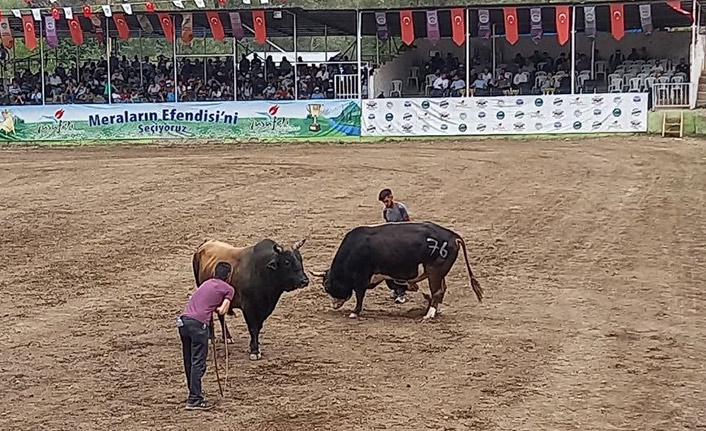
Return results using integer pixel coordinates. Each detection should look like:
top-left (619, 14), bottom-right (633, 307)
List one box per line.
top-left (647, 109), bottom-right (706, 135)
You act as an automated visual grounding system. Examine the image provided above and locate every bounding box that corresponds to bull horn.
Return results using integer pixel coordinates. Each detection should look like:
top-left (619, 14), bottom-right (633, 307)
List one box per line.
top-left (293, 238), bottom-right (306, 250)
top-left (309, 269), bottom-right (327, 278)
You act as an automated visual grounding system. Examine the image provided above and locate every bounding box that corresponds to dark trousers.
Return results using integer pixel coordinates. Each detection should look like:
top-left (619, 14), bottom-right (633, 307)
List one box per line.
top-left (385, 279), bottom-right (407, 295)
top-left (178, 316), bottom-right (209, 404)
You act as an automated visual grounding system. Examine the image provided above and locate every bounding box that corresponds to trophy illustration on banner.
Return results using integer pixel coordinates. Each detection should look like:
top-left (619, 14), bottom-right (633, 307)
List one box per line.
top-left (306, 103), bottom-right (323, 132)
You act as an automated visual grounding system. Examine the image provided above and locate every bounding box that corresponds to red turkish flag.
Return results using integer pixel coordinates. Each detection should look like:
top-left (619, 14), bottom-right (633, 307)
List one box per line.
top-left (83, 5), bottom-right (92, 18)
top-left (158, 13), bottom-right (174, 42)
top-left (503, 7), bottom-right (518, 45)
top-left (68, 17), bottom-right (84, 45)
top-left (667, 1), bottom-right (693, 19)
top-left (22, 15), bottom-right (37, 51)
top-left (145, 2), bottom-right (155, 12)
top-left (610, 4), bottom-right (625, 41)
top-left (555, 6), bottom-right (570, 46)
top-left (206, 12), bottom-right (225, 41)
top-left (252, 10), bottom-right (266, 44)
top-left (399, 10), bottom-right (414, 45)
top-left (51, 8), bottom-right (61, 20)
top-left (451, 8), bottom-right (465, 46)
top-left (113, 13), bottom-right (130, 40)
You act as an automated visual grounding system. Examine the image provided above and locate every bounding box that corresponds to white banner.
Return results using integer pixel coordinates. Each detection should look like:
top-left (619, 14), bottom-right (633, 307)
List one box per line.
top-left (362, 94), bottom-right (648, 136)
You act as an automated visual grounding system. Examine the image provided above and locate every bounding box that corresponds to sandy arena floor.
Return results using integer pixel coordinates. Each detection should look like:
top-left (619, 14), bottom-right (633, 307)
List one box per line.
top-left (0, 137), bottom-right (705, 430)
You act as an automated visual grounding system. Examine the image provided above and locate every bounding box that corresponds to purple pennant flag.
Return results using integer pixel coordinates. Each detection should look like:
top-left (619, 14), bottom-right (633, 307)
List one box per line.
top-left (376, 12), bottom-right (388, 41)
top-left (45, 16), bottom-right (58, 48)
top-left (530, 7), bottom-right (542, 43)
top-left (426, 10), bottom-right (440, 44)
top-left (229, 12), bottom-right (244, 40)
top-left (478, 9), bottom-right (491, 39)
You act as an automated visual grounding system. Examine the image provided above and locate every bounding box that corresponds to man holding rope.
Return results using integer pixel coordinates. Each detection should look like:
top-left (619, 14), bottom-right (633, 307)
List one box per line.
top-left (177, 261), bottom-right (234, 410)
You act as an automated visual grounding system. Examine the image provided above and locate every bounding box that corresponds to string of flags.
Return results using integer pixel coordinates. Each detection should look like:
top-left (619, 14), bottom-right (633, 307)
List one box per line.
top-left (0, 1), bottom-right (695, 52)
top-left (379, 2), bottom-right (692, 47)
top-left (0, 3), bottom-right (269, 50)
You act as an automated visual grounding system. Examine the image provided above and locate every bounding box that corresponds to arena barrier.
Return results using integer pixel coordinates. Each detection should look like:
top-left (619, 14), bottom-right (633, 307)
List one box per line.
top-left (362, 94), bottom-right (649, 136)
top-left (0, 99), bottom-right (361, 142)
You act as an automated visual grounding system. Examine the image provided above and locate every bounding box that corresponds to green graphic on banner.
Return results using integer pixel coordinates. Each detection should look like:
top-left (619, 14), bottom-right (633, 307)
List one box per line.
top-left (0, 100), bottom-right (361, 142)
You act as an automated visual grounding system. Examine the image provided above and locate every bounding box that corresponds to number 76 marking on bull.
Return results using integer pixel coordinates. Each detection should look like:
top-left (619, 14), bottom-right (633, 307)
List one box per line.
top-left (426, 237), bottom-right (448, 258)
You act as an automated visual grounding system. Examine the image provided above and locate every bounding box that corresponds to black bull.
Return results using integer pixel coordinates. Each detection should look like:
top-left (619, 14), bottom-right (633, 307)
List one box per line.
top-left (192, 238), bottom-right (309, 360)
top-left (312, 222), bottom-right (483, 319)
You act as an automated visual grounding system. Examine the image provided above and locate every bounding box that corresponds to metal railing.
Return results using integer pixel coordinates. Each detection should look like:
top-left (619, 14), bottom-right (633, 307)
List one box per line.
top-left (652, 83), bottom-right (690, 108)
top-left (334, 74), bottom-right (358, 99)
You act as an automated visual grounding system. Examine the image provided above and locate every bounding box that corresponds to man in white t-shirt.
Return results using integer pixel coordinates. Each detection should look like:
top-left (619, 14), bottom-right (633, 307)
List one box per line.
top-left (432, 73), bottom-right (449, 97)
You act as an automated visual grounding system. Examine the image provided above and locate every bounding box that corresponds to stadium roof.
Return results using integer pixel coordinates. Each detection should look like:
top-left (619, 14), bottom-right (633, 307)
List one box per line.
top-left (0, 2), bottom-right (695, 40)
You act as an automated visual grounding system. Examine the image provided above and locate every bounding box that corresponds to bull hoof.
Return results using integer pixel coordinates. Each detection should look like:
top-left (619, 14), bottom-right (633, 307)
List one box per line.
top-left (422, 306), bottom-right (437, 320)
top-left (349, 312), bottom-right (359, 319)
top-left (407, 282), bottom-right (420, 292)
top-left (249, 352), bottom-right (262, 361)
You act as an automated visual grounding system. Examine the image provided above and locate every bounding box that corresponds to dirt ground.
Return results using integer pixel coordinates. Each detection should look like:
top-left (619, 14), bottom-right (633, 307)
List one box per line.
top-left (0, 136), bottom-right (705, 430)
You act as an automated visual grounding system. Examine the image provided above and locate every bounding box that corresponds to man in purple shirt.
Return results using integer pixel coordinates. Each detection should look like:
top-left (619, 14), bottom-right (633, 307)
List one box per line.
top-left (177, 261), bottom-right (235, 410)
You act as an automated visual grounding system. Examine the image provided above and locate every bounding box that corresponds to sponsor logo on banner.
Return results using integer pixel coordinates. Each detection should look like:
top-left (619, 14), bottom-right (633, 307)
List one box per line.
top-left (515, 112), bottom-right (525, 119)
top-left (477, 124), bottom-right (487, 131)
top-left (403, 112), bottom-right (413, 121)
top-left (459, 124), bottom-right (467, 132)
top-left (633, 96), bottom-right (642, 103)
top-left (422, 100), bottom-right (430, 109)
top-left (535, 98), bottom-right (544, 107)
top-left (402, 123), bottom-right (414, 132)
top-left (460, 113), bottom-right (467, 120)
top-left (535, 123), bottom-right (543, 130)
top-left (631, 108), bottom-right (642, 116)
top-left (439, 100), bottom-right (449, 109)
top-left (497, 111), bottom-right (505, 120)
top-left (514, 122), bottom-right (525, 131)
top-left (479, 112), bottom-right (486, 119)
top-left (386, 102), bottom-right (394, 109)
top-left (516, 99), bottom-right (524, 106)
top-left (366, 101), bottom-right (377, 109)
top-left (594, 109), bottom-right (602, 116)
top-left (441, 124), bottom-right (448, 130)
top-left (476, 100), bottom-right (488, 108)
top-left (404, 100), bottom-right (412, 107)
top-left (553, 99), bottom-right (564, 106)
top-left (385, 113), bottom-right (394, 121)
top-left (573, 121), bottom-right (582, 130)
top-left (553, 110), bottom-right (565, 118)
top-left (613, 108), bottom-right (622, 117)
top-left (554, 121), bottom-right (562, 129)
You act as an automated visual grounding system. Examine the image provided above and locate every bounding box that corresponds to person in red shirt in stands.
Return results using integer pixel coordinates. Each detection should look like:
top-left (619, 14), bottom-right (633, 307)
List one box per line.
top-left (177, 261), bottom-right (234, 410)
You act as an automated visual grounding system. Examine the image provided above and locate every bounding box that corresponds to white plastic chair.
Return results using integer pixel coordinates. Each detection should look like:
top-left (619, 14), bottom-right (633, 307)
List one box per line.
top-left (672, 75), bottom-right (685, 83)
top-left (657, 76), bottom-right (671, 84)
top-left (425, 74), bottom-right (436, 96)
top-left (628, 77), bottom-right (642, 92)
top-left (594, 61), bottom-right (607, 81)
top-left (644, 76), bottom-right (656, 89)
top-left (390, 80), bottom-right (403, 97)
top-left (608, 76), bottom-right (623, 92)
top-left (407, 67), bottom-right (420, 92)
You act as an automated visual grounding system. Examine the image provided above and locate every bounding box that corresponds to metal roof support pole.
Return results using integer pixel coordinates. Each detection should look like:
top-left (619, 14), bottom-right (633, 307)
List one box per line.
top-left (491, 24), bottom-right (496, 80)
top-left (233, 37), bottom-right (237, 101)
top-left (465, 7), bottom-right (470, 98)
top-left (139, 29), bottom-right (144, 88)
top-left (570, 5), bottom-right (576, 95)
top-left (294, 10), bottom-right (298, 100)
top-left (324, 25), bottom-right (328, 62)
top-left (76, 45), bottom-right (80, 82)
top-left (173, 16), bottom-right (178, 102)
top-left (357, 9), bottom-right (362, 101)
top-left (39, 19), bottom-right (45, 106)
top-left (107, 17), bottom-right (112, 105)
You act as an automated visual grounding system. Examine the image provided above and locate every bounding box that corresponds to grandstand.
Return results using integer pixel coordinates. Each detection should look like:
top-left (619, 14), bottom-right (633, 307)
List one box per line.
top-left (0, 0), bottom-right (702, 141)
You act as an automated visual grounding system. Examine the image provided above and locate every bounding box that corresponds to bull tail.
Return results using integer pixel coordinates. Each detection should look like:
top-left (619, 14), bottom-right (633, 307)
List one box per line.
top-left (192, 252), bottom-right (201, 288)
top-left (192, 239), bottom-right (209, 288)
top-left (454, 236), bottom-right (484, 303)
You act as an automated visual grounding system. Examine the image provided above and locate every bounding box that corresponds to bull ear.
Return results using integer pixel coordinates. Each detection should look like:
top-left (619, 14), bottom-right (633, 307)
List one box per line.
top-left (293, 238), bottom-right (306, 250)
top-left (273, 243), bottom-right (284, 254)
top-left (267, 259), bottom-right (278, 270)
